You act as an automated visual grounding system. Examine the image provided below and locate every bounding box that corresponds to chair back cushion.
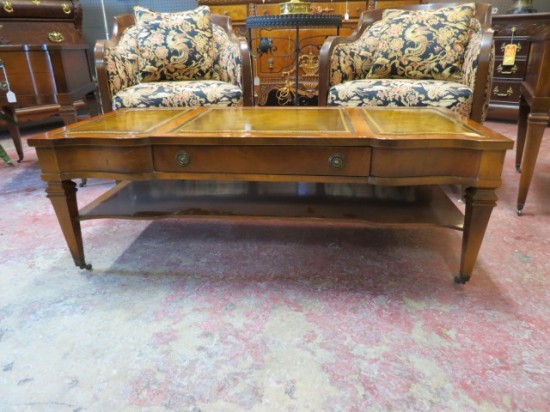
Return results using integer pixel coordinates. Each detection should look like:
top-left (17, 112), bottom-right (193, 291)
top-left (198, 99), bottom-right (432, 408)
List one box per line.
top-left (367, 3), bottom-right (475, 81)
top-left (134, 6), bottom-right (215, 82)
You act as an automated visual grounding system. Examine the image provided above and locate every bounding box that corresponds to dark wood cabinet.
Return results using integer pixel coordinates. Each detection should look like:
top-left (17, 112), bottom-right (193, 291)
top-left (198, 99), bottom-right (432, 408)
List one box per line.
top-left (0, 0), bottom-right (96, 162)
top-left (487, 13), bottom-right (550, 120)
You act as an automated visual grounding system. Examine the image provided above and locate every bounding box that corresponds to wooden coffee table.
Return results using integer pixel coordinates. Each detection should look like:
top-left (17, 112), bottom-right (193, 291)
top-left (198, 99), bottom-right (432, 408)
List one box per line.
top-left (28, 107), bottom-right (513, 283)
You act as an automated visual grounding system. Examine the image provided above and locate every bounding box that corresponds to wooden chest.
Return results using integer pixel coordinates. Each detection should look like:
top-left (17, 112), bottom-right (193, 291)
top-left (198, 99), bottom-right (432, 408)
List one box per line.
top-left (0, 0), bottom-right (83, 45)
top-left (0, 0), bottom-right (96, 162)
top-left (487, 13), bottom-right (550, 120)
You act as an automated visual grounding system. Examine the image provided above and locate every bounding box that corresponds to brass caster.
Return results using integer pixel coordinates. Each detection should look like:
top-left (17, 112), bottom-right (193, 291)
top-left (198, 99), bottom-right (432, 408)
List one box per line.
top-left (454, 275), bottom-right (470, 284)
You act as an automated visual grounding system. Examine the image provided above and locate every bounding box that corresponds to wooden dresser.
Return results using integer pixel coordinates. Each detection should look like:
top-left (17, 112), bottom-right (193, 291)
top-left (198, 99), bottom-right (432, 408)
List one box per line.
top-left (0, 0), bottom-right (96, 162)
top-left (487, 13), bottom-right (550, 120)
top-left (199, 0), bottom-right (421, 105)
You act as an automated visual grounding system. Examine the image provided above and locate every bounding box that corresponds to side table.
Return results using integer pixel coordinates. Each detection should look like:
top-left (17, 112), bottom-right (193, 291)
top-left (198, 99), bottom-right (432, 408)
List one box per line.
top-left (516, 33), bottom-right (550, 215)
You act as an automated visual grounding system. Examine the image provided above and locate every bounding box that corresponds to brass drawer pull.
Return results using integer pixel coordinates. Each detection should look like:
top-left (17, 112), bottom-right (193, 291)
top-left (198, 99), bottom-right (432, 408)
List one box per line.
top-left (329, 153), bottom-right (345, 169)
top-left (32, 0), bottom-right (41, 5)
top-left (61, 3), bottom-right (71, 14)
top-left (175, 150), bottom-right (191, 167)
top-left (3, 1), bottom-right (13, 13)
top-left (493, 86), bottom-right (514, 97)
top-left (48, 32), bottom-right (64, 43)
top-left (497, 64), bottom-right (518, 75)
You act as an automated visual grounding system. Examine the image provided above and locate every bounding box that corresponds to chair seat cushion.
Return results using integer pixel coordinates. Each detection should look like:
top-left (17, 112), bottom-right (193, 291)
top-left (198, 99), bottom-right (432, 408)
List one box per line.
top-left (327, 79), bottom-right (473, 117)
top-left (113, 80), bottom-right (243, 109)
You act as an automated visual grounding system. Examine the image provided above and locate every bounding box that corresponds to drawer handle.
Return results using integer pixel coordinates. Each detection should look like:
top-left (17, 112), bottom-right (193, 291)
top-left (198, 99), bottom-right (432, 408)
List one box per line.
top-left (2, 1), bottom-right (13, 13)
top-left (32, 0), bottom-right (41, 5)
top-left (497, 64), bottom-right (518, 75)
top-left (493, 86), bottom-right (514, 97)
top-left (329, 153), bottom-right (345, 169)
top-left (48, 32), bottom-right (64, 43)
top-left (61, 3), bottom-right (71, 14)
top-left (175, 150), bottom-right (191, 167)
top-left (501, 43), bottom-right (522, 53)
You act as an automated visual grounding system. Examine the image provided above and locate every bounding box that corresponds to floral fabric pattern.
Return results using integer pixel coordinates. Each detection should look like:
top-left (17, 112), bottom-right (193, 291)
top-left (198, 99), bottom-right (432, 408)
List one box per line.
top-left (327, 79), bottom-right (473, 118)
top-left (329, 20), bottom-right (388, 85)
top-left (134, 6), bottom-right (215, 82)
top-left (368, 3), bottom-right (475, 81)
top-left (211, 24), bottom-right (242, 90)
top-left (113, 81), bottom-right (243, 109)
top-left (104, 25), bottom-right (140, 99)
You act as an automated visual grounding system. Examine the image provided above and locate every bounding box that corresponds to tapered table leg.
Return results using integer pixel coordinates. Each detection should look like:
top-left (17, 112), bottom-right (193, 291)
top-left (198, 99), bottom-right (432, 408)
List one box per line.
top-left (516, 112), bottom-right (549, 215)
top-left (46, 180), bottom-right (91, 270)
top-left (456, 187), bottom-right (497, 284)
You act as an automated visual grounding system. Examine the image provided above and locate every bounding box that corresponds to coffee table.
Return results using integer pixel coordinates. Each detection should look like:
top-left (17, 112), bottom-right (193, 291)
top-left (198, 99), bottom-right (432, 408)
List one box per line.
top-left (28, 107), bottom-right (513, 283)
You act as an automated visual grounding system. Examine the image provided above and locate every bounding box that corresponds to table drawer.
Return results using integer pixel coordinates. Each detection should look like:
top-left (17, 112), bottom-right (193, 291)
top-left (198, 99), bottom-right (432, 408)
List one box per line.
top-left (153, 146), bottom-right (371, 177)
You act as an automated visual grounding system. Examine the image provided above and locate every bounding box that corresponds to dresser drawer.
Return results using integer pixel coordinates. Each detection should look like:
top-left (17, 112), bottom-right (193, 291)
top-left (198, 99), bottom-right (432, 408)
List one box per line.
top-left (491, 81), bottom-right (521, 103)
top-left (153, 145), bottom-right (372, 177)
top-left (494, 38), bottom-right (530, 58)
top-left (0, 0), bottom-right (76, 19)
top-left (493, 58), bottom-right (527, 80)
top-left (0, 21), bottom-right (84, 44)
top-left (209, 4), bottom-right (248, 23)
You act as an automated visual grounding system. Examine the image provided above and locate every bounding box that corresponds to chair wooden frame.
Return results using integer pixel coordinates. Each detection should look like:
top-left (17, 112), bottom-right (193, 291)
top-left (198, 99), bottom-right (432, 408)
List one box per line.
top-left (318, 2), bottom-right (494, 123)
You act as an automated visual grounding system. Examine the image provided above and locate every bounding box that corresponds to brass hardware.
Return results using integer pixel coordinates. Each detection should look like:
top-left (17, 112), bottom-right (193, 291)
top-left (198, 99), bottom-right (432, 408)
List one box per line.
top-left (175, 150), bottom-right (191, 167)
top-left (299, 53), bottom-right (319, 77)
top-left (48, 32), bottom-right (64, 43)
top-left (280, 0), bottom-right (311, 15)
top-left (329, 153), bottom-right (345, 169)
top-left (501, 42), bottom-right (522, 53)
top-left (32, 0), bottom-right (40, 5)
top-left (61, 3), bottom-right (71, 14)
top-left (497, 64), bottom-right (518, 75)
top-left (0, 81), bottom-right (7, 91)
top-left (3, 1), bottom-right (14, 13)
top-left (493, 86), bottom-right (514, 97)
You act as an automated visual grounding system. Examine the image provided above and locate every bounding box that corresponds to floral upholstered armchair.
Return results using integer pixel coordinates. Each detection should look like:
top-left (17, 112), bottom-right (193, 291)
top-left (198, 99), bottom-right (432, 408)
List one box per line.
top-left (318, 2), bottom-right (494, 123)
top-left (95, 6), bottom-right (253, 113)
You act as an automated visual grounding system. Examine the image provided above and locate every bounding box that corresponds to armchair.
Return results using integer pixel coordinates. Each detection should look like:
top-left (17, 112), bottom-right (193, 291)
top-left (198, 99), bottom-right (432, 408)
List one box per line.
top-left (95, 7), bottom-right (253, 113)
top-left (318, 2), bottom-right (494, 123)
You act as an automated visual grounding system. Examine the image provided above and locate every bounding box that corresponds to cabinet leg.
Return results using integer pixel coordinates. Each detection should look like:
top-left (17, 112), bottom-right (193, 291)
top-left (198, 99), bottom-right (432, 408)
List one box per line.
top-left (517, 112), bottom-right (549, 215)
top-left (46, 180), bottom-right (91, 270)
top-left (3, 106), bottom-right (23, 162)
top-left (515, 96), bottom-right (529, 172)
top-left (456, 187), bottom-right (497, 284)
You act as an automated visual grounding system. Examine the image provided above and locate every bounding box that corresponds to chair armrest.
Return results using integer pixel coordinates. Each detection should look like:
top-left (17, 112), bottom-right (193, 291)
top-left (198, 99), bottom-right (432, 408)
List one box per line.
top-left (211, 14), bottom-right (254, 106)
top-left (94, 14), bottom-right (139, 114)
top-left (467, 27), bottom-right (495, 123)
top-left (318, 12), bottom-right (383, 106)
top-left (94, 39), bottom-right (112, 114)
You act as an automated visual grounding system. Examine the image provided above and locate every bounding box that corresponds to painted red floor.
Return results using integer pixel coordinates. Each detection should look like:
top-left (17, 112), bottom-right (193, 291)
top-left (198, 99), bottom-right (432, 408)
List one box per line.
top-left (0, 119), bottom-right (549, 410)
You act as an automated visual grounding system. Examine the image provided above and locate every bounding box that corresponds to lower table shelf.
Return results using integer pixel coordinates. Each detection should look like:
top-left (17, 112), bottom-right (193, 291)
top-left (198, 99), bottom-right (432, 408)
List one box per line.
top-left (79, 180), bottom-right (465, 231)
